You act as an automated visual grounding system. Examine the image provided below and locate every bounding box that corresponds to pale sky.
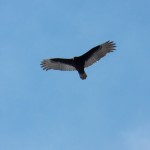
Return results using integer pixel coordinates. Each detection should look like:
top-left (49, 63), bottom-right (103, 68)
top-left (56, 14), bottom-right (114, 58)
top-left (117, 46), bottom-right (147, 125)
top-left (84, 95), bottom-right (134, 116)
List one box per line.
top-left (0, 0), bottom-right (150, 150)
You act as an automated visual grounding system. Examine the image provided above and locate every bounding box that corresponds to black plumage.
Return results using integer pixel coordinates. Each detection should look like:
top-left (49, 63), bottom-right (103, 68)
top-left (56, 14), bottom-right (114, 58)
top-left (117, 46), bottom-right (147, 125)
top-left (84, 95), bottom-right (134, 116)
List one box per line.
top-left (41, 41), bottom-right (116, 80)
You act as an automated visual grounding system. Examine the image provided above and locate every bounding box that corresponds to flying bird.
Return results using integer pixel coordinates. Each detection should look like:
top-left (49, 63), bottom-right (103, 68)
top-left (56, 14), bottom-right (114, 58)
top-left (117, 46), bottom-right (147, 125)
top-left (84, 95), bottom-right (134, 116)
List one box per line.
top-left (41, 41), bottom-right (116, 80)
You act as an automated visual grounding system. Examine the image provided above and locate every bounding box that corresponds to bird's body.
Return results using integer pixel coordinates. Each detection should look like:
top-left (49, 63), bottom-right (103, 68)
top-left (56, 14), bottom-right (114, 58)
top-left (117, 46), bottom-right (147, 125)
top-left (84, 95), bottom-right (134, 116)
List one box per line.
top-left (73, 56), bottom-right (87, 79)
top-left (41, 41), bottom-right (116, 80)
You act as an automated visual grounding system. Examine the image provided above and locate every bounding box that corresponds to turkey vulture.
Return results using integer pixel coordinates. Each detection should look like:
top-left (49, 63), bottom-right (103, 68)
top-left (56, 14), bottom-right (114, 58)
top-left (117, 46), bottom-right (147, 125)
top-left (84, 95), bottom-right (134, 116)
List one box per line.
top-left (41, 41), bottom-right (116, 80)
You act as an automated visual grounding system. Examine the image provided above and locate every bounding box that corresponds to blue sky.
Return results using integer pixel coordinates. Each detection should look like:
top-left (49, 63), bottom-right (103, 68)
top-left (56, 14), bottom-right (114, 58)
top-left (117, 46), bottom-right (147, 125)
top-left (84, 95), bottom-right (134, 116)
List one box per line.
top-left (0, 0), bottom-right (150, 150)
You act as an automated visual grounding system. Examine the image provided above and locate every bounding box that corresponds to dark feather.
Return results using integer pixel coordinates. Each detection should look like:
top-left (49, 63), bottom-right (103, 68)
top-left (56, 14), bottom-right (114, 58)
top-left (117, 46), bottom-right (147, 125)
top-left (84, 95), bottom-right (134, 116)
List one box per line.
top-left (40, 58), bottom-right (76, 71)
top-left (80, 41), bottom-right (116, 68)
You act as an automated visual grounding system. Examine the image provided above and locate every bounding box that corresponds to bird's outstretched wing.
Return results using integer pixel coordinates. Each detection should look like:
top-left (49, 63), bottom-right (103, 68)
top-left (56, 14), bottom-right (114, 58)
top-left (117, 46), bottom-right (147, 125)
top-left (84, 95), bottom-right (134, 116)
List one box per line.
top-left (41, 58), bottom-right (76, 71)
top-left (80, 41), bottom-right (116, 68)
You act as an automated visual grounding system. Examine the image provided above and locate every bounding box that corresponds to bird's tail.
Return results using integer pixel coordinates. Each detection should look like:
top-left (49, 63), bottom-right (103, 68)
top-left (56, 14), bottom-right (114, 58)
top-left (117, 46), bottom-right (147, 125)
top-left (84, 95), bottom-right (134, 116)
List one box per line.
top-left (79, 73), bottom-right (87, 80)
